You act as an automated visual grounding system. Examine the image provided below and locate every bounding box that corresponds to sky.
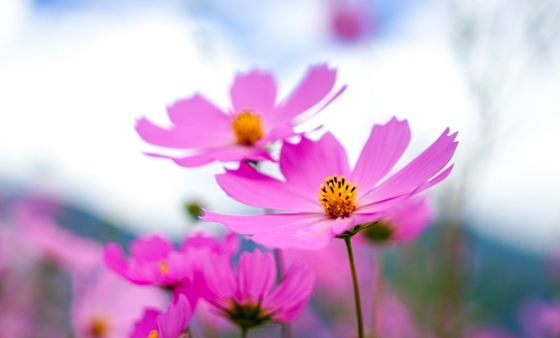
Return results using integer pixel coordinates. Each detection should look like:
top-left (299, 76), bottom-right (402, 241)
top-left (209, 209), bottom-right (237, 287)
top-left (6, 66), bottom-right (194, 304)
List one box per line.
top-left (0, 0), bottom-right (559, 253)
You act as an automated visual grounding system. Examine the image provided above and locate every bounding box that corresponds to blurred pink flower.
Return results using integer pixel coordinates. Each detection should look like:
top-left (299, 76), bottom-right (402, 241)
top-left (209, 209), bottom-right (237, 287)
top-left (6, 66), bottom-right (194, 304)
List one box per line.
top-left (202, 117), bottom-right (457, 249)
top-left (330, 1), bottom-right (373, 42)
top-left (519, 298), bottom-right (560, 338)
top-left (104, 235), bottom-right (197, 303)
top-left (202, 249), bottom-right (315, 333)
top-left (358, 195), bottom-right (434, 245)
top-left (136, 64), bottom-right (345, 167)
top-left (129, 295), bottom-right (192, 338)
top-left (15, 203), bottom-right (102, 275)
top-left (71, 270), bottom-right (166, 338)
top-left (104, 232), bottom-right (238, 305)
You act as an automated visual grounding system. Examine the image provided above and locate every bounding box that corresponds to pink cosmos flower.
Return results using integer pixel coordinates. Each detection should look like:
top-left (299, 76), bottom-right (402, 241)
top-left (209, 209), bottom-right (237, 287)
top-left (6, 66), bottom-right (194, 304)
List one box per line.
top-left (129, 295), bottom-right (192, 338)
top-left (71, 270), bottom-right (166, 338)
top-left (202, 117), bottom-right (458, 249)
top-left (358, 195), bottom-right (434, 246)
top-left (135, 64), bottom-right (345, 167)
top-left (201, 249), bottom-right (315, 333)
top-left (104, 232), bottom-right (238, 304)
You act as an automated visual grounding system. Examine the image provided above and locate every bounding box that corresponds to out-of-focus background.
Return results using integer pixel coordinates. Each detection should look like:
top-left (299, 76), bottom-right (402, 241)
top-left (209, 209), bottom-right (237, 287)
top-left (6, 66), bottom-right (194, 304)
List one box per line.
top-left (0, 0), bottom-right (559, 336)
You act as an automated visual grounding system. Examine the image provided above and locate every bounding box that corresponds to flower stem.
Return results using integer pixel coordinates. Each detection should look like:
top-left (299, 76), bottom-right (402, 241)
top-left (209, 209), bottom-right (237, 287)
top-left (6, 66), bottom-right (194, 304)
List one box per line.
top-left (372, 249), bottom-right (385, 338)
top-left (344, 235), bottom-right (365, 338)
top-left (241, 328), bottom-right (248, 338)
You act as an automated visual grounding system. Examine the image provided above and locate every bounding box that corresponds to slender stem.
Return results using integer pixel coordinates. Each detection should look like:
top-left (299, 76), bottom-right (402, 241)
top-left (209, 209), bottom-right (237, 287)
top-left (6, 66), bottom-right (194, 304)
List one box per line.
top-left (372, 249), bottom-right (385, 338)
top-left (344, 235), bottom-right (365, 338)
top-left (241, 328), bottom-right (248, 338)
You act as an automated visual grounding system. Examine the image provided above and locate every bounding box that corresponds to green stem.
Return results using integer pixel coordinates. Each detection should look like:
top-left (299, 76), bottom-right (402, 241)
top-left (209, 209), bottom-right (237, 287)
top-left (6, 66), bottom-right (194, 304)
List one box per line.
top-left (241, 328), bottom-right (248, 338)
top-left (372, 249), bottom-right (385, 338)
top-left (344, 235), bottom-right (365, 338)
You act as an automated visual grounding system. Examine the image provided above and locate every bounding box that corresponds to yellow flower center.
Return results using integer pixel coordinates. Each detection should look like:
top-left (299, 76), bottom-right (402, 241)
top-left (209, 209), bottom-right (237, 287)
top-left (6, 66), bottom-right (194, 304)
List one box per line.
top-left (159, 260), bottom-right (169, 274)
top-left (232, 111), bottom-right (264, 146)
top-left (319, 175), bottom-right (358, 218)
top-left (148, 330), bottom-right (158, 338)
top-left (89, 317), bottom-right (109, 337)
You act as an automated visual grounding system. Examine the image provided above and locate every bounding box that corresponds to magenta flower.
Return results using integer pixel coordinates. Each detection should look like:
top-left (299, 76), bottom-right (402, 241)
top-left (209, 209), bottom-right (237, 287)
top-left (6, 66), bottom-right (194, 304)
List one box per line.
top-left (201, 249), bottom-right (315, 333)
top-left (135, 64), bottom-right (345, 167)
top-left (359, 195), bottom-right (434, 245)
top-left (104, 235), bottom-right (192, 289)
top-left (202, 117), bottom-right (458, 249)
top-left (130, 295), bottom-right (192, 338)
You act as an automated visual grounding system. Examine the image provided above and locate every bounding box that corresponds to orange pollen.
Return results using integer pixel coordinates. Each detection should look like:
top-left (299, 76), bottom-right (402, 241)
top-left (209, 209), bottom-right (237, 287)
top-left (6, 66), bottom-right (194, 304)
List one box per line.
top-left (318, 175), bottom-right (358, 218)
top-left (232, 111), bottom-right (264, 146)
top-left (89, 318), bottom-right (109, 337)
top-left (159, 260), bottom-right (169, 274)
top-left (148, 330), bottom-right (158, 338)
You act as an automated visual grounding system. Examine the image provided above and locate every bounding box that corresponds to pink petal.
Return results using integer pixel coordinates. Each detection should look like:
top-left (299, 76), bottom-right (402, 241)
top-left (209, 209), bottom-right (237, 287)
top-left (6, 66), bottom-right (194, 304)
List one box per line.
top-left (236, 251), bottom-right (276, 303)
top-left (129, 308), bottom-right (159, 338)
top-left (264, 262), bottom-right (315, 322)
top-left (145, 144), bottom-right (273, 168)
top-left (104, 243), bottom-right (130, 278)
top-left (362, 128), bottom-right (458, 203)
top-left (270, 64), bottom-right (337, 126)
top-left (230, 70), bottom-right (277, 116)
top-left (331, 212), bottom-right (391, 235)
top-left (391, 197), bottom-right (434, 244)
top-left (136, 95), bottom-right (233, 149)
top-left (158, 295), bottom-right (192, 338)
top-left (200, 211), bottom-right (335, 250)
top-left (279, 133), bottom-right (351, 197)
top-left (216, 162), bottom-right (321, 212)
top-left (130, 235), bottom-right (173, 261)
top-left (351, 117), bottom-right (411, 192)
top-left (201, 253), bottom-right (236, 302)
top-left (135, 118), bottom-right (194, 148)
top-left (146, 152), bottom-right (215, 167)
top-left (167, 94), bottom-right (230, 130)
top-left (290, 84), bottom-right (347, 126)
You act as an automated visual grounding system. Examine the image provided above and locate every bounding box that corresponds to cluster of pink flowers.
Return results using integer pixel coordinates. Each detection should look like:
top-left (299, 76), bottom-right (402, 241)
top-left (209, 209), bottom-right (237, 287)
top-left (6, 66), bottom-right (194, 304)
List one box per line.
top-left (0, 64), bottom-right (462, 338)
top-left (130, 63), bottom-right (458, 337)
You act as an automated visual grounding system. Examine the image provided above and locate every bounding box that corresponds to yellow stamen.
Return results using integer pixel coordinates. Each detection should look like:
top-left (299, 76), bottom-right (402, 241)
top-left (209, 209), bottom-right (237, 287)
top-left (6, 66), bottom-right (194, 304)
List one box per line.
top-left (318, 175), bottom-right (357, 218)
top-left (159, 260), bottom-right (169, 274)
top-left (148, 330), bottom-right (158, 338)
top-left (232, 111), bottom-right (264, 146)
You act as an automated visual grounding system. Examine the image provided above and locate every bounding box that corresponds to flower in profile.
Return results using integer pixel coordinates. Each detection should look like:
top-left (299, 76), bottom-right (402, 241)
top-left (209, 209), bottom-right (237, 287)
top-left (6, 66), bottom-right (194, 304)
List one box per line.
top-left (202, 117), bottom-right (458, 249)
top-left (360, 195), bottom-right (434, 246)
top-left (130, 295), bottom-right (192, 338)
top-left (202, 249), bottom-right (315, 334)
top-left (135, 64), bottom-right (345, 167)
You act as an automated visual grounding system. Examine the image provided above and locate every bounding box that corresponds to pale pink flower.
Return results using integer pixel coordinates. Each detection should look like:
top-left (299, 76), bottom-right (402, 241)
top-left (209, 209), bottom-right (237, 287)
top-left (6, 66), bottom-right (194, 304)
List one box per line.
top-left (201, 249), bottom-right (315, 332)
top-left (202, 117), bottom-right (457, 249)
top-left (129, 295), bottom-right (192, 338)
top-left (71, 270), bottom-right (166, 338)
top-left (15, 203), bottom-right (102, 275)
top-left (135, 64), bottom-right (345, 167)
